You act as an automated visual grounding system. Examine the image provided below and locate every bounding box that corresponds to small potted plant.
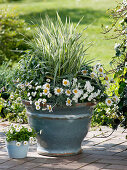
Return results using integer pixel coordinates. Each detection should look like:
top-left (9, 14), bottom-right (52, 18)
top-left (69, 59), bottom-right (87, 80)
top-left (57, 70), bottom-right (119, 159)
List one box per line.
top-left (4, 124), bottom-right (36, 158)
top-left (13, 14), bottom-right (117, 156)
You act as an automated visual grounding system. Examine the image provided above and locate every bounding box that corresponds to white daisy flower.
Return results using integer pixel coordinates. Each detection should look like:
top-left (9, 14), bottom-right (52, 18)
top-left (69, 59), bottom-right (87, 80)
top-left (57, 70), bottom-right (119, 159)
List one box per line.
top-left (28, 128), bottom-right (32, 132)
top-left (36, 105), bottom-right (40, 110)
top-left (21, 84), bottom-right (25, 89)
top-left (42, 99), bottom-right (47, 104)
top-left (48, 93), bottom-right (52, 98)
top-left (46, 79), bottom-right (51, 82)
top-left (24, 141), bottom-right (28, 145)
top-left (82, 70), bottom-right (87, 75)
top-left (112, 96), bottom-right (119, 103)
top-left (16, 142), bottom-right (21, 147)
top-left (28, 84), bottom-right (32, 89)
top-left (16, 127), bottom-right (20, 132)
top-left (47, 105), bottom-right (53, 112)
top-left (54, 87), bottom-right (63, 95)
top-left (66, 98), bottom-right (72, 106)
top-left (10, 95), bottom-right (14, 100)
top-left (14, 124), bottom-right (17, 128)
top-left (43, 88), bottom-right (49, 95)
top-left (105, 98), bottom-right (113, 106)
top-left (17, 97), bottom-right (21, 101)
top-left (65, 89), bottom-right (71, 96)
top-left (72, 88), bottom-right (79, 95)
top-left (63, 79), bottom-right (70, 86)
top-left (35, 101), bottom-right (40, 106)
top-left (43, 83), bottom-right (50, 89)
top-left (97, 67), bottom-right (103, 73)
top-left (38, 98), bottom-right (42, 102)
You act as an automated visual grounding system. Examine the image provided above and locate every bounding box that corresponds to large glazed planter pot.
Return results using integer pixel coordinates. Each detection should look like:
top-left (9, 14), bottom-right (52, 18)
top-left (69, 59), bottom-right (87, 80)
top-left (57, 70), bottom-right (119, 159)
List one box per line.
top-left (23, 101), bottom-right (95, 156)
top-left (6, 141), bottom-right (29, 158)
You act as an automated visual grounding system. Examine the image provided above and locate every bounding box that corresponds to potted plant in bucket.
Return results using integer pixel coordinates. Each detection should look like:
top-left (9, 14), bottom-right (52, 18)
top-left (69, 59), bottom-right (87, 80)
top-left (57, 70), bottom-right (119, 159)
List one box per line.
top-left (13, 14), bottom-right (115, 156)
top-left (4, 124), bottom-right (36, 158)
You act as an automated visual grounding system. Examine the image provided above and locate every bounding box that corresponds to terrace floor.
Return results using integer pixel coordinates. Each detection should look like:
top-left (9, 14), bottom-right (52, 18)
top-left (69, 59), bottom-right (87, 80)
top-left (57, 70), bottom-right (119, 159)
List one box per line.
top-left (0, 121), bottom-right (127, 170)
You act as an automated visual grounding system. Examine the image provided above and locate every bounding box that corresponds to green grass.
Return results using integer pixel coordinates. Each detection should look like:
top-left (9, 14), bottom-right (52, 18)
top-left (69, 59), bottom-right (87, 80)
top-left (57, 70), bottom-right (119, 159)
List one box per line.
top-left (0, 0), bottom-right (122, 68)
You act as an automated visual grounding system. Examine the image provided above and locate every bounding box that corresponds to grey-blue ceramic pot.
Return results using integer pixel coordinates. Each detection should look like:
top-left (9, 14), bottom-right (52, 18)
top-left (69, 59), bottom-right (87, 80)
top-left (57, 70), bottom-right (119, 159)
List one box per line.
top-left (23, 101), bottom-right (94, 156)
top-left (6, 141), bottom-right (29, 158)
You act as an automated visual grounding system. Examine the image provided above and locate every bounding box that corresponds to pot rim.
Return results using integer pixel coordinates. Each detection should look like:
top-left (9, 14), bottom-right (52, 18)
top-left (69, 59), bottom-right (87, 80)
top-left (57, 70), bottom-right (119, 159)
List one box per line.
top-left (22, 100), bottom-right (96, 108)
top-left (22, 100), bottom-right (95, 120)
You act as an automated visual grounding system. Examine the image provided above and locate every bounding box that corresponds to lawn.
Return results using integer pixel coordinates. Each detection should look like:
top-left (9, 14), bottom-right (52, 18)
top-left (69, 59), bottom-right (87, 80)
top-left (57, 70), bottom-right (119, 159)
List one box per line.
top-left (0, 0), bottom-right (122, 68)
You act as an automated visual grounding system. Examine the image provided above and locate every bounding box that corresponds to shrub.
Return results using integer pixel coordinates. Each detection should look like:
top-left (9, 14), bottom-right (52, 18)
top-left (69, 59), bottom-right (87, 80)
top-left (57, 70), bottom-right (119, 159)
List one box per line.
top-left (0, 62), bottom-right (13, 89)
top-left (0, 8), bottom-right (31, 65)
top-left (100, 0), bottom-right (127, 130)
top-left (0, 89), bottom-right (28, 123)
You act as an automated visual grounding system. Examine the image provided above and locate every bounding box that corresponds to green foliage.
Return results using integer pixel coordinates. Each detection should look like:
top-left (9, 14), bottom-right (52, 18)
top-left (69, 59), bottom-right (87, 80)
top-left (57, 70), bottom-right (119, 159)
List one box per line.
top-left (91, 102), bottom-right (113, 127)
top-left (94, 1), bottom-right (127, 130)
top-left (26, 13), bottom-right (91, 81)
top-left (0, 89), bottom-right (28, 123)
top-left (0, 62), bottom-right (14, 89)
top-left (5, 124), bottom-right (36, 142)
top-left (0, 8), bottom-right (31, 65)
top-left (12, 14), bottom-right (110, 111)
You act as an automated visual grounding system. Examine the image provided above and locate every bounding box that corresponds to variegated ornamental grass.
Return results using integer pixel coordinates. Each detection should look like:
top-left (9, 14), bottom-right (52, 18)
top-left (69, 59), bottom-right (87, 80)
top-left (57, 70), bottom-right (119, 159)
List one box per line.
top-left (14, 14), bottom-right (119, 112)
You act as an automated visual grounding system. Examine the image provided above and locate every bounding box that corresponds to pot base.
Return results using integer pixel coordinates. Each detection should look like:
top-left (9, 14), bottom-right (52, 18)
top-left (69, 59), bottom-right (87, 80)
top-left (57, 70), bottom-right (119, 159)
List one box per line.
top-left (37, 148), bottom-right (83, 157)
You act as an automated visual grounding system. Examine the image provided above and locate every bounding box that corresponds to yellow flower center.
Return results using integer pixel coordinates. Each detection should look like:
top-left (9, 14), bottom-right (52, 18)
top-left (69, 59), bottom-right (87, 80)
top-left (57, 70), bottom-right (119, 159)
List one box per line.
top-left (99, 68), bottom-right (103, 72)
top-left (64, 81), bottom-right (68, 85)
top-left (57, 89), bottom-right (61, 93)
top-left (74, 89), bottom-right (78, 93)
top-left (83, 70), bottom-right (87, 74)
top-left (108, 100), bottom-right (111, 104)
top-left (68, 100), bottom-right (71, 104)
top-left (44, 89), bottom-right (48, 93)
top-left (105, 76), bottom-right (109, 81)
top-left (46, 84), bottom-right (50, 88)
top-left (48, 106), bottom-right (51, 110)
top-left (113, 98), bottom-right (116, 102)
top-left (67, 90), bottom-right (71, 94)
